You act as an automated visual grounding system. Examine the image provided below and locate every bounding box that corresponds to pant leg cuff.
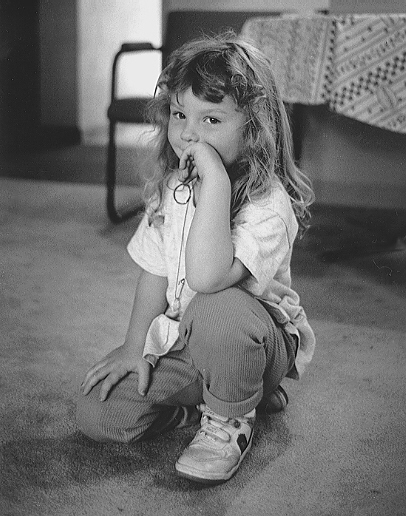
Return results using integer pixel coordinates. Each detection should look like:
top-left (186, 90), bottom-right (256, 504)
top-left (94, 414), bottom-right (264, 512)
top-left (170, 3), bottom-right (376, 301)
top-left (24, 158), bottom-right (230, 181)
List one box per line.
top-left (203, 385), bottom-right (263, 418)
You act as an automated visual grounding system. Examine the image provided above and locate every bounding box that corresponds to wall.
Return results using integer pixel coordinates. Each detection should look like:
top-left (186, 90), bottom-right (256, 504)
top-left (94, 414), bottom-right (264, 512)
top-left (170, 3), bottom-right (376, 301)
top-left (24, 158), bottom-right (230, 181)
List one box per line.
top-left (162, 0), bottom-right (329, 36)
top-left (0, 0), bottom-right (41, 152)
top-left (77, 0), bottom-right (161, 142)
top-left (330, 0), bottom-right (405, 12)
top-left (39, 0), bottom-right (77, 129)
top-left (164, 0), bottom-right (328, 14)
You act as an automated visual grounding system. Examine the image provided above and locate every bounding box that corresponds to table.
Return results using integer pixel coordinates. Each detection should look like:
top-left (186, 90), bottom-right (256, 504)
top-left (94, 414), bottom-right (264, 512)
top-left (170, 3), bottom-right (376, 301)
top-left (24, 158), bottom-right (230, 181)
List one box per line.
top-left (242, 13), bottom-right (406, 257)
top-left (242, 13), bottom-right (406, 134)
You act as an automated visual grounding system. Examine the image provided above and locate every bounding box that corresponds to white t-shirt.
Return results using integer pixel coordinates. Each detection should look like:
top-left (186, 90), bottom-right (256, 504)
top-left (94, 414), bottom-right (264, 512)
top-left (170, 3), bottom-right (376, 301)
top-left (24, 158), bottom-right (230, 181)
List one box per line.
top-left (127, 173), bottom-right (315, 378)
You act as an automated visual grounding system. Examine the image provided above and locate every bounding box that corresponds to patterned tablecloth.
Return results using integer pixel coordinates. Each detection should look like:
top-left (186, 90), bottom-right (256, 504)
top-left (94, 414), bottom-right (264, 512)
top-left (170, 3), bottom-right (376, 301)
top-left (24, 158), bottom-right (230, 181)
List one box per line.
top-left (241, 14), bottom-right (406, 133)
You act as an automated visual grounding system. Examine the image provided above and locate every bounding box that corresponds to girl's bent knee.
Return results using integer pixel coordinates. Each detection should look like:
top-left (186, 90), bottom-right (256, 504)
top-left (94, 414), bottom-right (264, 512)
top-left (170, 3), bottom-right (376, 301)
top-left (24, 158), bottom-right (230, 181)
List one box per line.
top-left (76, 390), bottom-right (142, 444)
top-left (76, 391), bottom-right (115, 442)
top-left (188, 288), bottom-right (261, 321)
top-left (181, 287), bottom-right (269, 344)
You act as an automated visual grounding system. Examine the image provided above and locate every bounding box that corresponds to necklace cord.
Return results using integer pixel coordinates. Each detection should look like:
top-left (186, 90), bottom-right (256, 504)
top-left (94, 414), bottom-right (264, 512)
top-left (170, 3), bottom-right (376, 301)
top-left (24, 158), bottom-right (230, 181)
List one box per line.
top-left (171, 182), bottom-right (193, 315)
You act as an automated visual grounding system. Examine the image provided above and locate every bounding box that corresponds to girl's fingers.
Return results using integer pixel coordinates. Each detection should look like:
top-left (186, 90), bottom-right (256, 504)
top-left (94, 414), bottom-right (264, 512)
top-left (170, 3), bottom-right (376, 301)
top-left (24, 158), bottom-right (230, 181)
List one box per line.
top-left (188, 165), bottom-right (198, 181)
top-left (82, 372), bottom-right (105, 395)
top-left (81, 361), bottom-right (115, 395)
top-left (99, 370), bottom-right (126, 401)
top-left (82, 373), bottom-right (105, 395)
top-left (179, 163), bottom-right (198, 185)
top-left (178, 167), bottom-right (188, 183)
top-left (81, 360), bottom-right (108, 389)
top-left (81, 351), bottom-right (148, 400)
top-left (178, 152), bottom-right (189, 173)
top-left (179, 149), bottom-right (196, 179)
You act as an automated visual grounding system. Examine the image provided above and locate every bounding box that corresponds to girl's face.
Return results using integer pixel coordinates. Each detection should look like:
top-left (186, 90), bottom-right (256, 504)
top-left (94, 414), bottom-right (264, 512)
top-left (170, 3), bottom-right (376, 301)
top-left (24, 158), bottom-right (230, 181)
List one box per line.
top-left (167, 87), bottom-right (246, 169)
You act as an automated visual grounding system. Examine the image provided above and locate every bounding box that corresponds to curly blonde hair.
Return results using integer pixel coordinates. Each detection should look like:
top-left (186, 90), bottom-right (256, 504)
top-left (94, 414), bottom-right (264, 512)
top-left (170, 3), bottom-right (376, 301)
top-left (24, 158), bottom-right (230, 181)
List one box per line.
top-left (144, 33), bottom-right (314, 235)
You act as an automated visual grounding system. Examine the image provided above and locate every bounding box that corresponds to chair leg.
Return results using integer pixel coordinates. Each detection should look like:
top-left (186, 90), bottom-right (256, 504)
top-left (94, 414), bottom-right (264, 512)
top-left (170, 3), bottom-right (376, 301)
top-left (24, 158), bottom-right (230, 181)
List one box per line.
top-left (106, 121), bottom-right (143, 223)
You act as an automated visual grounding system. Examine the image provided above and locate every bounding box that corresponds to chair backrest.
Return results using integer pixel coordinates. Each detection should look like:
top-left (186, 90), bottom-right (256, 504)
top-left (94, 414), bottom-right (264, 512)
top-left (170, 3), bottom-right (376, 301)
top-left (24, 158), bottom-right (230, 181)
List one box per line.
top-left (162, 10), bottom-right (285, 65)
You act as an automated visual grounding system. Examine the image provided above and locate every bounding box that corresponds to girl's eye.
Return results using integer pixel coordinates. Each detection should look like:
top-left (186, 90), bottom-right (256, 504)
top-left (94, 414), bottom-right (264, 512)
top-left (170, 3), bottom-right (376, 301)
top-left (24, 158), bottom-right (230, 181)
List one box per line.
top-left (205, 117), bottom-right (220, 125)
top-left (171, 111), bottom-right (185, 120)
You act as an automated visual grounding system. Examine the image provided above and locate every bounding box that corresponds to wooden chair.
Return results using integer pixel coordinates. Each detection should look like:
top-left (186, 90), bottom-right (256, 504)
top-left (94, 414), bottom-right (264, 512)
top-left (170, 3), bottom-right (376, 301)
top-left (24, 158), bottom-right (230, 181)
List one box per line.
top-left (106, 10), bottom-right (286, 223)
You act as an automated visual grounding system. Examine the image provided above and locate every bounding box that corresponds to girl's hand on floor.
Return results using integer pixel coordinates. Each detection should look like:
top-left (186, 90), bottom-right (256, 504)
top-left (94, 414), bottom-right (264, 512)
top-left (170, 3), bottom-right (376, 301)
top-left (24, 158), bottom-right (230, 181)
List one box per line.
top-left (81, 345), bottom-right (151, 401)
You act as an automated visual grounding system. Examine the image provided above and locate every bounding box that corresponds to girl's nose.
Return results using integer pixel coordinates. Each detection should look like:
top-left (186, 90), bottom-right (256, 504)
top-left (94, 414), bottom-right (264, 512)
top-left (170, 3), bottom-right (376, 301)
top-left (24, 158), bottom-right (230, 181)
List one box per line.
top-left (180, 122), bottom-right (199, 143)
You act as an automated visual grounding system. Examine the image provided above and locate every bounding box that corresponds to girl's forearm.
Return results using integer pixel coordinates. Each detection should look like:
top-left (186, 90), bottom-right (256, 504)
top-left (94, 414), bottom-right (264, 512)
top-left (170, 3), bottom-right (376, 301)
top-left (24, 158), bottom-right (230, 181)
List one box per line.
top-left (124, 268), bottom-right (168, 353)
top-left (185, 174), bottom-right (235, 292)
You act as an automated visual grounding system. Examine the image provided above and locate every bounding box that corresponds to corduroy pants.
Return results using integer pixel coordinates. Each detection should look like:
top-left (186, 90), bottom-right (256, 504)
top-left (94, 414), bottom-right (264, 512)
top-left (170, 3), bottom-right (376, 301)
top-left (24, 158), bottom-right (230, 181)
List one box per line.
top-left (76, 287), bottom-right (297, 443)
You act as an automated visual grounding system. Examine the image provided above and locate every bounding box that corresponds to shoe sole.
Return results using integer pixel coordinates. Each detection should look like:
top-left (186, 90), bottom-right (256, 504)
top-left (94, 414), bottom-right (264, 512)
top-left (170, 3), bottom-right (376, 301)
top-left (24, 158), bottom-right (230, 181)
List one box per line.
top-left (175, 431), bottom-right (253, 484)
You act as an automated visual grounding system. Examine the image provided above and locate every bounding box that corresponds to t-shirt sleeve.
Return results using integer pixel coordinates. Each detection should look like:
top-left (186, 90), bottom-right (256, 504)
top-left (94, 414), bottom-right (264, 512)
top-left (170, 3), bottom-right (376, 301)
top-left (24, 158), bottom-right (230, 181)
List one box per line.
top-left (127, 212), bottom-right (167, 277)
top-left (232, 205), bottom-right (290, 287)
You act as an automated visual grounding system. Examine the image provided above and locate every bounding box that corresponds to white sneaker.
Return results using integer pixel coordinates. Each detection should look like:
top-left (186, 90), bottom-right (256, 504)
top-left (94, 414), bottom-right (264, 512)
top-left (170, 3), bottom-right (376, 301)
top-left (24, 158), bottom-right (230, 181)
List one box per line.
top-left (175, 405), bottom-right (255, 484)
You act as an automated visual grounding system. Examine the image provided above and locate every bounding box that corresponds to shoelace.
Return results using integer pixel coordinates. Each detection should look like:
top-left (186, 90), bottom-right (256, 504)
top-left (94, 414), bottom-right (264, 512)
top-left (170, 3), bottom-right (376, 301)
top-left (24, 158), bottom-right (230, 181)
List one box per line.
top-left (199, 410), bottom-right (242, 443)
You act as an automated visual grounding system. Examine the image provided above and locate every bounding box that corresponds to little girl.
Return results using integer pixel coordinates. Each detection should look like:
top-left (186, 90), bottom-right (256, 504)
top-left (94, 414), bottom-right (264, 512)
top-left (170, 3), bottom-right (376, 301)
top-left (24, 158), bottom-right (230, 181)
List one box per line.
top-left (77, 33), bottom-right (315, 484)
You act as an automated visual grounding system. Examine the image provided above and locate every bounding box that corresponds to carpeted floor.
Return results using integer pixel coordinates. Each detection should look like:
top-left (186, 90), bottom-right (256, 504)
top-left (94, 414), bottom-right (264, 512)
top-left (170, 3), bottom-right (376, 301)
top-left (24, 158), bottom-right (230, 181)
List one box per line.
top-left (1, 146), bottom-right (406, 515)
